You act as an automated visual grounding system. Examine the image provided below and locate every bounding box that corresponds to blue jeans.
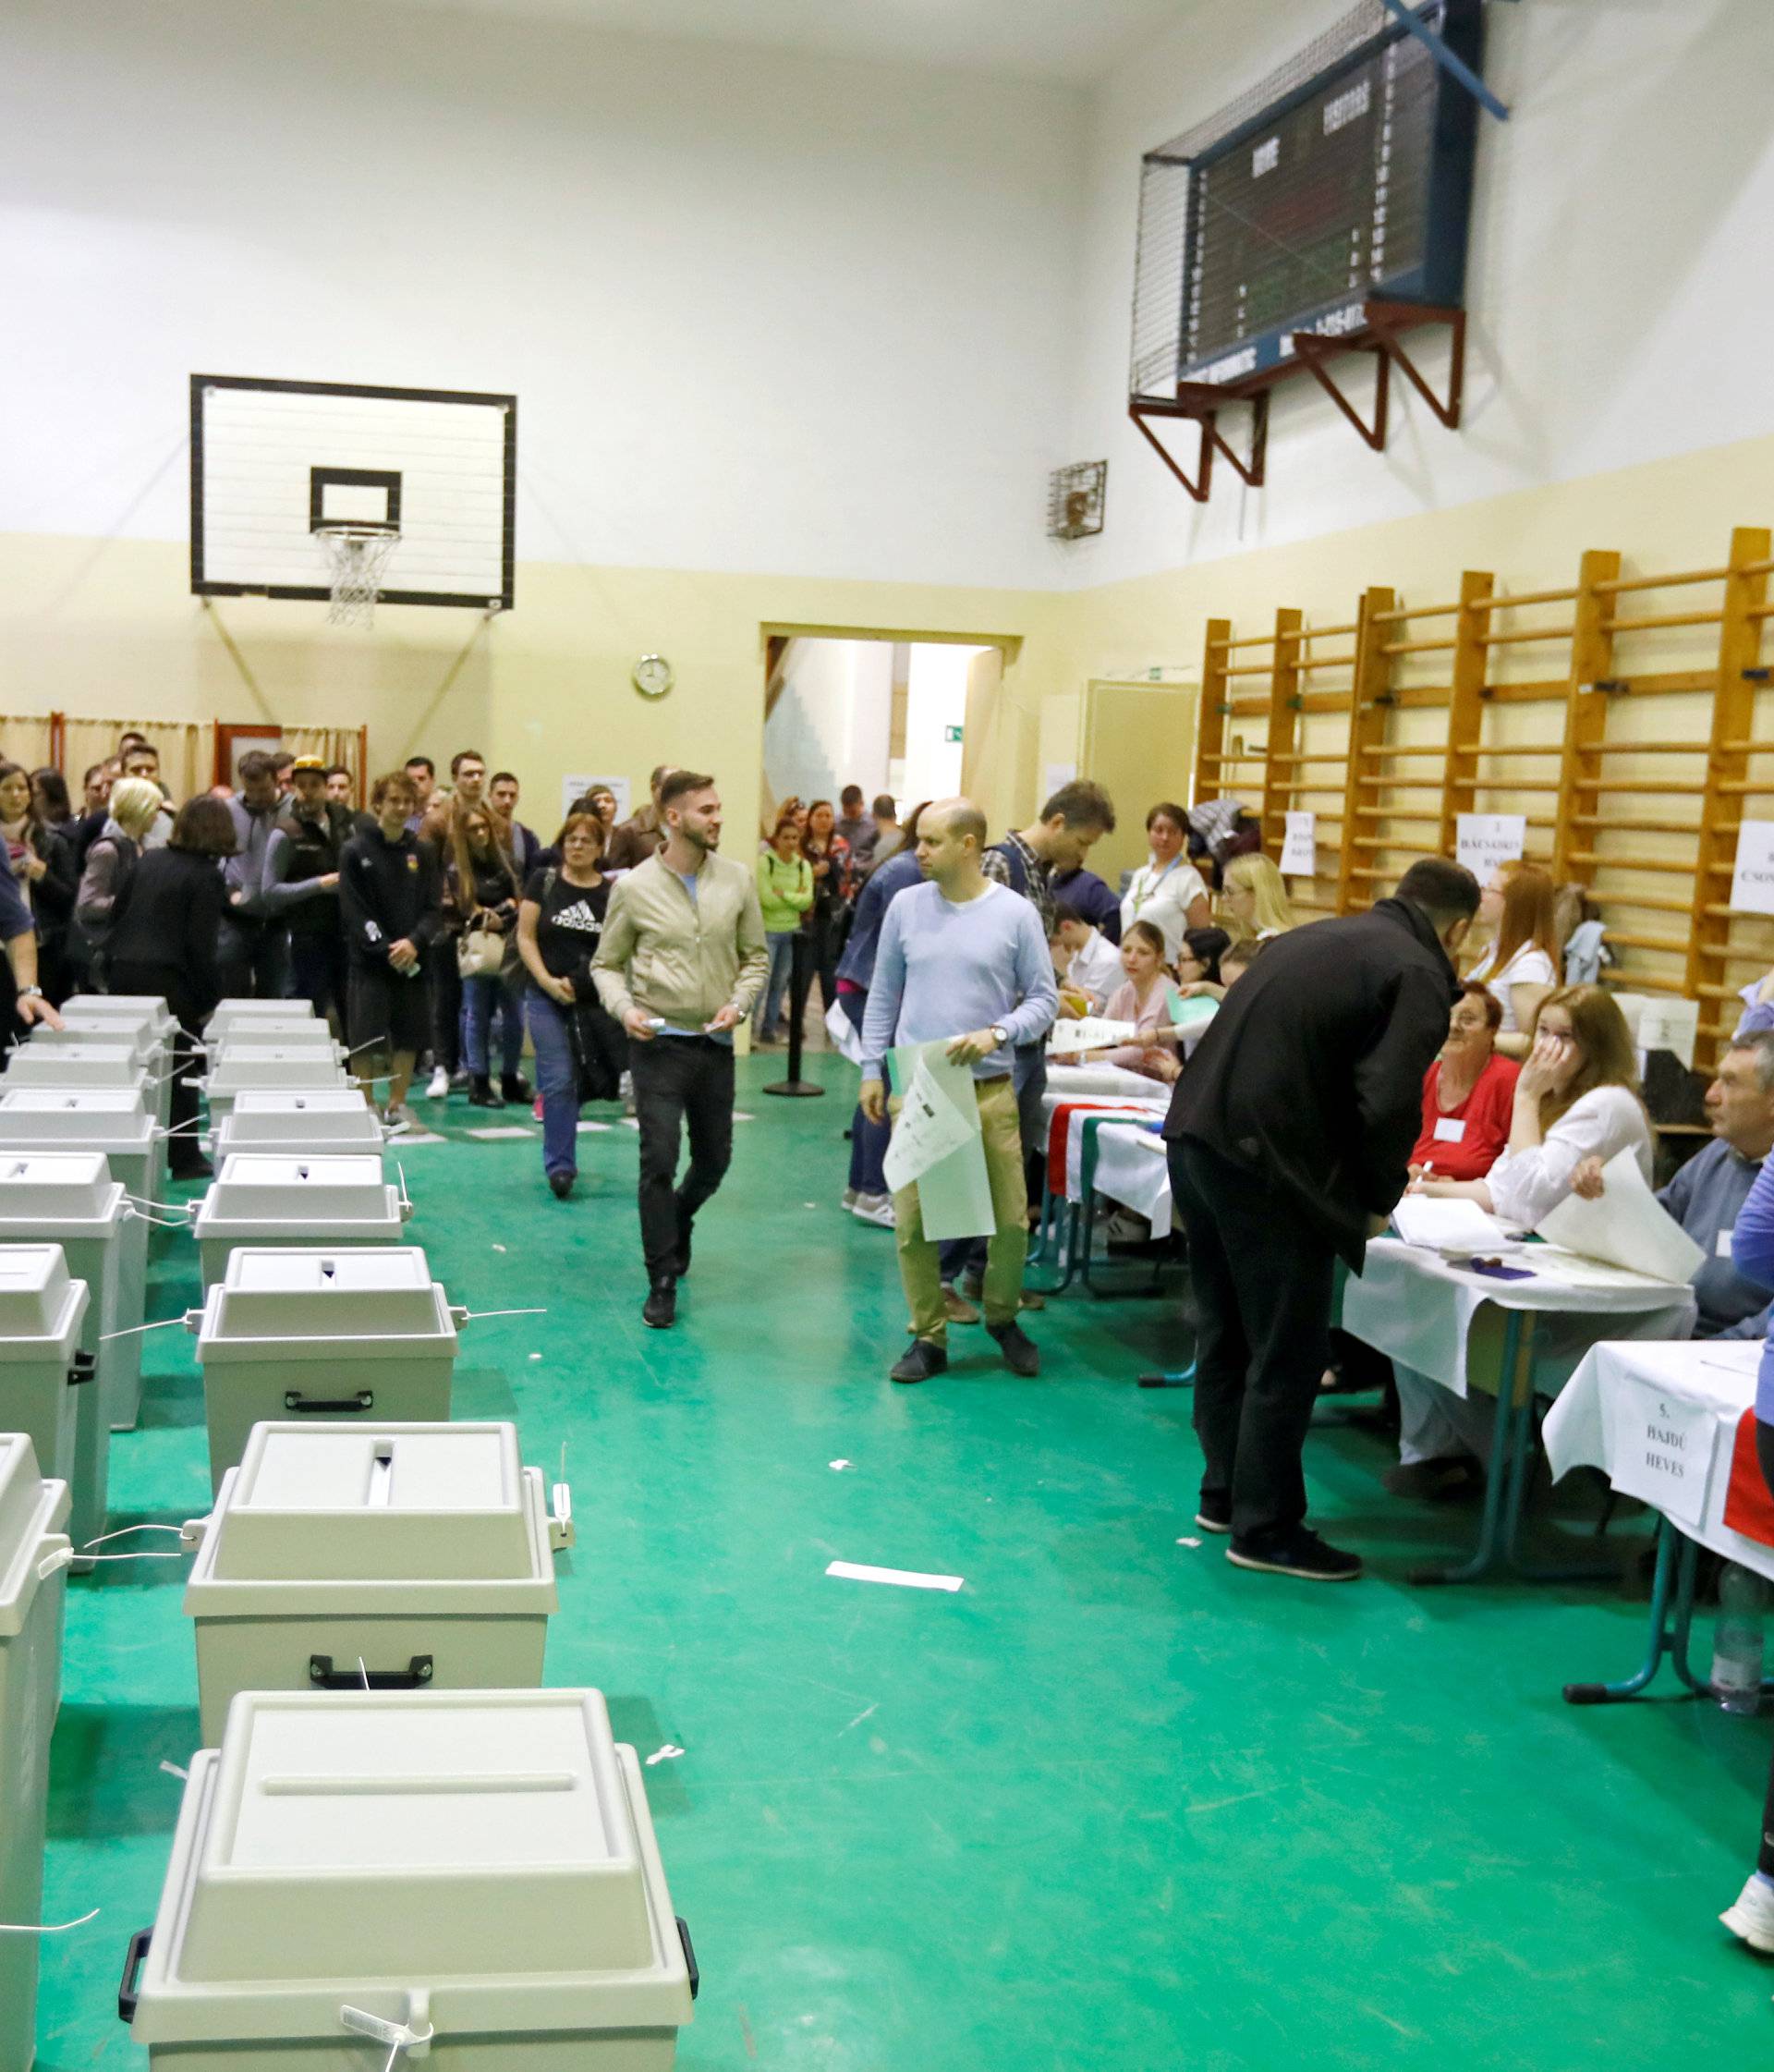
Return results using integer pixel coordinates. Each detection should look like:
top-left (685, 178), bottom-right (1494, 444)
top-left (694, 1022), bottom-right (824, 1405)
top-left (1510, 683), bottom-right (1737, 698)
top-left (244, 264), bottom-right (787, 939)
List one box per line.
top-left (841, 990), bottom-right (889, 1195)
top-left (462, 974), bottom-right (525, 1077)
top-left (755, 931), bottom-right (797, 1037)
top-left (527, 989), bottom-right (578, 1176)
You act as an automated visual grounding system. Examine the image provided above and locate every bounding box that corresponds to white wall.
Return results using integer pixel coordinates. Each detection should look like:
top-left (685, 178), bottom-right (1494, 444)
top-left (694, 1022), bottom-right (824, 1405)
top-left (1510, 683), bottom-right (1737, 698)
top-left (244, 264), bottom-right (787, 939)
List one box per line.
top-left (763, 638), bottom-right (893, 806)
top-left (0, 0), bottom-right (1083, 591)
top-left (901, 644), bottom-right (983, 807)
top-left (1059, 0), bottom-right (1774, 591)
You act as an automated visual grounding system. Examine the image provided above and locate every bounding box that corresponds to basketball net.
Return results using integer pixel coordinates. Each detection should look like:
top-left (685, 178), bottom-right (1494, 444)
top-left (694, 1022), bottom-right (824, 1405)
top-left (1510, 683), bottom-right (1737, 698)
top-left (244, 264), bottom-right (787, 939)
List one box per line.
top-left (315, 522), bottom-right (400, 628)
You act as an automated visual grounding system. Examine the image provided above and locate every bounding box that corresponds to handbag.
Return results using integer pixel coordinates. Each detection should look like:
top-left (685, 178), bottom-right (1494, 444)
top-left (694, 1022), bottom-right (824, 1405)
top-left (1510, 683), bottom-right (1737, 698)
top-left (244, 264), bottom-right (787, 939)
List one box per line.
top-left (456, 920), bottom-right (504, 980)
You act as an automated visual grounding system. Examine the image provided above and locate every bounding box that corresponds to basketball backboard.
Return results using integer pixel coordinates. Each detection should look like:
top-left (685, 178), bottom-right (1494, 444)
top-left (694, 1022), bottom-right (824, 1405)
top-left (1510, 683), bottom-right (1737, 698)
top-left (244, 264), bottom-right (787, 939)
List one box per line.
top-left (189, 375), bottom-right (516, 610)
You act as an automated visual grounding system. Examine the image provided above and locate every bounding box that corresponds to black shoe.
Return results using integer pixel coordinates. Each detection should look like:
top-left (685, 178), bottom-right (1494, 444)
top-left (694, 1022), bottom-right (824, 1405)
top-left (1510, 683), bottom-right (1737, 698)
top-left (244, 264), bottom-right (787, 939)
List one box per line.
top-left (1381, 1456), bottom-right (1483, 1502)
top-left (1194, 1496), bottom-right (1232, 1535)
top-left (986, 1320), bottom-right (1040, 1377)
top-left (891, 1339), bottom-right (948, 1384)
top-left (642, 1278), bottom-right (676, 1329)
top-left (502, 1072), bottom-right (532, 1103)
top-left (468, 1075), bottom-right (503, 1108)
top-left (170, 1156), bottom-right (213, 1182)
top-left (1227, 1530), bottom-right (1362, 1582)
top-left (548, 1170), bottom-right (575, 1200)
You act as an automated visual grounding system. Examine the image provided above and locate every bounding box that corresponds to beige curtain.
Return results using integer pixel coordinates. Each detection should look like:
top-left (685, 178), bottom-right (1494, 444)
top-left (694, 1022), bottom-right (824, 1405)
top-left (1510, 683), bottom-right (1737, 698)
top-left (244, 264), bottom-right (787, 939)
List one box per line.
top-left (43, 717), bottom-right (210, 803)
top-left (281, 726), bottom-right (365, 798)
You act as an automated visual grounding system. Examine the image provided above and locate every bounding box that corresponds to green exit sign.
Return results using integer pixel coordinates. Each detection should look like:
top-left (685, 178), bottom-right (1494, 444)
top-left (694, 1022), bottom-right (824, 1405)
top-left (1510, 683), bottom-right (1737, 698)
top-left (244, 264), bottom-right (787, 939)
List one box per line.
top-left (943, 725), bottom-right (964, 742)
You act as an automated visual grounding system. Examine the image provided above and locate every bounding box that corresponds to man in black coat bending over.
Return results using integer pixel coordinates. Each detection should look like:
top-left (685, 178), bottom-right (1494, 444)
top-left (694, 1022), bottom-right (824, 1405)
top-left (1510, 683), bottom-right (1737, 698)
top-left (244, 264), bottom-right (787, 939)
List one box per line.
top-left (1165, 858), bottom-right (1479, 1582)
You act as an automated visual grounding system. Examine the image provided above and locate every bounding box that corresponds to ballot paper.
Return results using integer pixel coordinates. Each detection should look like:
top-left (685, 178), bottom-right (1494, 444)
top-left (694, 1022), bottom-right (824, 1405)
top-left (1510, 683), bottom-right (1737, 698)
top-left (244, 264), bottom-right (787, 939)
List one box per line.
top-left (1048, 1017), bottom-right (1139, 1055)
top-left (882, 1042), bottom-right (994, 1237)
top-left (883, 1055), bottom-right (976, 1191)
top-left (824, 997), bottom-right (862, 1066)
top-left (1537, 1147), bottom-right (1707, 1286)
top-left (1390, 1196), bottom-right (1511, 1253)
top-left (1168, 993), bottom-right (1219, 1034)
top-left (1280, 811), bottom-right (1317, 876)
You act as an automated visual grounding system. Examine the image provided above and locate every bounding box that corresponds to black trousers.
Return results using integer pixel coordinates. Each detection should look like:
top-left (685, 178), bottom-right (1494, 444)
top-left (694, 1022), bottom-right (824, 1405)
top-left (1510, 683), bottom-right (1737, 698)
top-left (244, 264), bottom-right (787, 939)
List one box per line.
top-left (630, 1035), bottom-right (735, 1283)
top-left (1169, 1136), bottom-right (1338, 1547)
top-left (108, 957), bottom-right (208, 1173)
top-left (217, 919), bottom-right (289, 1000)
top-left (430, 947), bottom-right (463, 1074)
top-left (289, 931), bottom-right (347, 1029)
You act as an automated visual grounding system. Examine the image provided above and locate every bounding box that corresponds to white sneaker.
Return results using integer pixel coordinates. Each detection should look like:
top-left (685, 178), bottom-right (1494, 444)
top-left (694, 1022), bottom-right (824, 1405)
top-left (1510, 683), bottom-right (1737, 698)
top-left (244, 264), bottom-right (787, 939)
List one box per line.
top-left (385, 1103), bottom-right (419, 1135)
top-left (425, 1066), bottom-right (450, 1100)
top-left (841, 1188), bottom-right (860, 1211)
top-left (851, 1192), bottom-right (896, 1229)
top-left (1721, 1873), bottom-right (1774, 1953)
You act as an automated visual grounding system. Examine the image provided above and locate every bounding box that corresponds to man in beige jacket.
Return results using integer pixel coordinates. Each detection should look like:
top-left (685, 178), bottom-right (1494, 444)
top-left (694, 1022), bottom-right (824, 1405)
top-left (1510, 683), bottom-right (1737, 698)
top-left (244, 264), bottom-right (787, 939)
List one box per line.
top-left (594, 770), bottom-right (768, 1327)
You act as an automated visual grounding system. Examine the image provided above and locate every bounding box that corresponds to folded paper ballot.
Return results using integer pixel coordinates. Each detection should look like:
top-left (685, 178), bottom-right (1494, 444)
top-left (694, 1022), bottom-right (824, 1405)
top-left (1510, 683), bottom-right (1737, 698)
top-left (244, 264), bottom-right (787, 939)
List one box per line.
top-left (1048, 1018), bottom-right (1139, 1054)
top-left (1390, 1196), bottom-right (1511, 1253)
top-left (1537, 1147), bottom-right (1706, 1286)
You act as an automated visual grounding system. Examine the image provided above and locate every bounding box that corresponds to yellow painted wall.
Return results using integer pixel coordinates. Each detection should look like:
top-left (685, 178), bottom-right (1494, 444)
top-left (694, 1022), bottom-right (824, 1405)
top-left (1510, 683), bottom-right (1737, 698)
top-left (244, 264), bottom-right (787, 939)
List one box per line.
top-left (6, 431), bottom-right (1774, 848)
top-left (0, 532), bottom-right (1063, 834)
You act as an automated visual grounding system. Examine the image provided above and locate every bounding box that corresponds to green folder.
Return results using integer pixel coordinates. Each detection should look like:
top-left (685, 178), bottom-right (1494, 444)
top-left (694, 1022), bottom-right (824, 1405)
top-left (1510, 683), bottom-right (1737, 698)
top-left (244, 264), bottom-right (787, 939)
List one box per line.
top-left (1169, 993), bottom-right (1219, 1032)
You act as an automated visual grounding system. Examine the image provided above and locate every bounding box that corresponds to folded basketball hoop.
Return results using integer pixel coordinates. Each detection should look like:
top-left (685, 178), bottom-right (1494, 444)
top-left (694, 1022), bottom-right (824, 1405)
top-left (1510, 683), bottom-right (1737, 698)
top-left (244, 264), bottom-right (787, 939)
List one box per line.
top-left (315, 519), bottom-right (400, 627)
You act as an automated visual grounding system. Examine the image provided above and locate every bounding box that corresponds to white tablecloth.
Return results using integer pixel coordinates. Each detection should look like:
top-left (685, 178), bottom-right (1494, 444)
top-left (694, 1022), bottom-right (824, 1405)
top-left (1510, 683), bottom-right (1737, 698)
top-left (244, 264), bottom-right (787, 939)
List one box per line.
top-left (1544, 1339), bottom-right (1774, 1578)
top-left (1045, 1062), bottom-right (1165, 1103)
top-left (1090, 1121), bottom-right (1173, 1225)
top-left (1342, 1238), bottom-right (1699, 1397)
top-left (1040, 1089), bottom-right (1167, 1202)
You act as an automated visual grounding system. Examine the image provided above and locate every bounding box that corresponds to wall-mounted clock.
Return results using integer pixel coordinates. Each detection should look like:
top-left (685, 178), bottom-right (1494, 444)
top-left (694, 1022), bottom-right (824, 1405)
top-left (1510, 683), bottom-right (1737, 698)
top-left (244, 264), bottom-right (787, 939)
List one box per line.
top-left (632, 653), bottom-right (674, 700)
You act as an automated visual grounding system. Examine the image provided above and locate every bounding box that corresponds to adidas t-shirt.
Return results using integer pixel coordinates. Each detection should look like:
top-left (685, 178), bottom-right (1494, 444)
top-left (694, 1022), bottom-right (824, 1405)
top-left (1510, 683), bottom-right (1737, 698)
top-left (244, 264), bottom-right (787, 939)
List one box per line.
top-left (524, 869), bottom-right (611, 987)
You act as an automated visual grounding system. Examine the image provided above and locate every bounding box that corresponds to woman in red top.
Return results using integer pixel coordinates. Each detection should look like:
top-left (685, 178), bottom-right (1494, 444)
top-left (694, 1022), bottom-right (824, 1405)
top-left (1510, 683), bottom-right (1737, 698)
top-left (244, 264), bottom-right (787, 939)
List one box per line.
top-left (1408, 981), bottom-right (1521, 1182)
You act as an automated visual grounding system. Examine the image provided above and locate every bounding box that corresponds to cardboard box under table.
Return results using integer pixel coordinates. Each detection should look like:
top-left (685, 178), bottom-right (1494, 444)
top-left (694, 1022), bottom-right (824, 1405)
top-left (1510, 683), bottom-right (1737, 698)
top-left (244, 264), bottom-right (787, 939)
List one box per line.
top-left (0, 1247), bottom-right (101, 1553)
top-left (0, 1152), bottom-right (140, 1432)
top-left (0, 1434), bottom-right (72, 2072)
top-left (120, 1688), bottom-right (697, 2071)
top-left (192, 1155), bottom-right (407, 1291)
top-left (0, 1039), bottom-right (168, 1130)
top-left (184, 1419), bottom-right (572, 1741)
top-left (191, 1248), bottom-right (458, 1492)
top-left (213, 1091), bottom-right (387, 1164)
top-left (197, 1047), bottom-right (351, 1127)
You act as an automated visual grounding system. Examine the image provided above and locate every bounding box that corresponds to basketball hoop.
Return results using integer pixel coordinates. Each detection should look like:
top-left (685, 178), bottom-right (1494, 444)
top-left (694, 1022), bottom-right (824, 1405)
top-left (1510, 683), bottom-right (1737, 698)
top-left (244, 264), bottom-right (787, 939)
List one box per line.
top-left (314, 520), bottom-right (400, 628)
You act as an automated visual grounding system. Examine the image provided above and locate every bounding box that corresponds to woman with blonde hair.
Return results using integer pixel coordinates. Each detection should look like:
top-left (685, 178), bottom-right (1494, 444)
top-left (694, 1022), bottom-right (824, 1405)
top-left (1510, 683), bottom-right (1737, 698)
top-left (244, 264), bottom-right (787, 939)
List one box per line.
top-left (1466, 859), bottom-right (1561, 1053)
top-left (1412, 985), bottom-right (1650, 1227)
top-left (1219, 853), bottom-right (1295, 944)
top-left (72, 774), bottom-right (164, 987)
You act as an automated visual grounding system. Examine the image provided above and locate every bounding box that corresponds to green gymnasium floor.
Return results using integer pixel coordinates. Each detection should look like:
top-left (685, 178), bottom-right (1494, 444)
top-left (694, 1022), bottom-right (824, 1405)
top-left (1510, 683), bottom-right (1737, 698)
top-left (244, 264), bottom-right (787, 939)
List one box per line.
top-left (34, 1051), bottom-right (1774, 2068)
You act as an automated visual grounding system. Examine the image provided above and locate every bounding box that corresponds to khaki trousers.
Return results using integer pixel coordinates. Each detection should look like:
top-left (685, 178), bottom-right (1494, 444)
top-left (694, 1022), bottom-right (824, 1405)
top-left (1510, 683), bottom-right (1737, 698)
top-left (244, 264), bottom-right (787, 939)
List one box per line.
top-left (891, 1074), bottom-right (1027, 1342)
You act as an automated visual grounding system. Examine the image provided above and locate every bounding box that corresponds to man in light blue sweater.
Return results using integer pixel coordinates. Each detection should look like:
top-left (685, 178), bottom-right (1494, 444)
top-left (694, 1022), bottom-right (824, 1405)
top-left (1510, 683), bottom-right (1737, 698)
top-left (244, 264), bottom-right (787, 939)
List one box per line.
top-left (861, 798), bottom-right (1059, 1383)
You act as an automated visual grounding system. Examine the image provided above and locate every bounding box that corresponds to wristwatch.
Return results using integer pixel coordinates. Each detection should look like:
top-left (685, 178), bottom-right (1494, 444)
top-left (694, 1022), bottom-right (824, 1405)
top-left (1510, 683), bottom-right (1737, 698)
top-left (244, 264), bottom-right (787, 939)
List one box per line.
top-left (17, 985), bottom-right (42, 1000)
top-left (990, 1023), bottom-right (1010, 1047)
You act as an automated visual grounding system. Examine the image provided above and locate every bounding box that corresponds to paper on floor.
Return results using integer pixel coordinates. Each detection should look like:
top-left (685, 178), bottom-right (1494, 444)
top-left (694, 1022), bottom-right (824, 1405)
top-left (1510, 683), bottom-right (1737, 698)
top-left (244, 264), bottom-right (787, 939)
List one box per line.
top-left (826, 1560), bottom-right (963, 1592)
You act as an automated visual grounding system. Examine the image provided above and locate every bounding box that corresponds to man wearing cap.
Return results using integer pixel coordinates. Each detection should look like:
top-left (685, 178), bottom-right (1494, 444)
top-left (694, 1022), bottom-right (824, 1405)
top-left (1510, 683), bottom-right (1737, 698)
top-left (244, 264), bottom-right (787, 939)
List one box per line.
top-left (264, 756), bottom-right (356, 1026)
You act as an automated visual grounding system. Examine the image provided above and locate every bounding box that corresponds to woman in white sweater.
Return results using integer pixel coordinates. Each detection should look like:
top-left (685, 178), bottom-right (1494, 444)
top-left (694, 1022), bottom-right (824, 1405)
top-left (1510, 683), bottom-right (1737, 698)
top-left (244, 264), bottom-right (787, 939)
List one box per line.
top-left (1391, 984), bottom-right (1652, 1493)
top-left (1412, 984), bottom-right (1651, 1225)
top-left (1120, 801), bottom-right (1210, 961)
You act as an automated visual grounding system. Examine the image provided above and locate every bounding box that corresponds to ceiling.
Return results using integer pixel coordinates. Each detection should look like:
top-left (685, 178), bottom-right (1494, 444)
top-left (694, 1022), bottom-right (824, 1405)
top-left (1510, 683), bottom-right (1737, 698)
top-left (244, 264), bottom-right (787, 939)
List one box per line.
top-left (374, 0), bottom-right (1192, 85)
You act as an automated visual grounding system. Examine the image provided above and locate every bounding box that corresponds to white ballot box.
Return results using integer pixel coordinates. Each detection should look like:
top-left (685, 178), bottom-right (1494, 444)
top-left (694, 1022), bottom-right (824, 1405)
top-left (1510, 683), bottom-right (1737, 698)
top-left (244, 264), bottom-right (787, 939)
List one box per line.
top-left (214, 1091), bottom-right (386, 1164)
top-left (121, 1688), bottom-right (697, 2072)
top-left (0, 1434), bottom-right (72, 2072)
top-left (0, 1248), bottom-right (100, 1554)
top-left (185, 1420), bottom-right (571, 1741)
top-left (0, 1088), bottom-right (165, 1208)
top-left (190, 1249), bottom-right (458, 1492)
top-left (0, 1153), bottom-right (140, 1432)
top-left (197, 1048), bottom-right (351, 1126)
top-left (192, 1155), bottom-right (407, 1291)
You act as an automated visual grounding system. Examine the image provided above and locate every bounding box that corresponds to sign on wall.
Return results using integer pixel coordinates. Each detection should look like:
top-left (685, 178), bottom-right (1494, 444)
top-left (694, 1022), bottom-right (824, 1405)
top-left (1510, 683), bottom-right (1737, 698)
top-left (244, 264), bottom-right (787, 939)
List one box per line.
top-left (1454, 812), bottom-right (1526, 880)
top-left (1280, 811), bottom-right (1317, 876)
top-left (1731, 823), bottom-right (1774, 916)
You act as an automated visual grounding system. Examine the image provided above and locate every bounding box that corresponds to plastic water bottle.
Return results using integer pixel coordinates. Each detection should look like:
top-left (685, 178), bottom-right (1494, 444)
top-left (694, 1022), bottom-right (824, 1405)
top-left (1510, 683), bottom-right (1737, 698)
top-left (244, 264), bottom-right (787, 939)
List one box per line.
top-left (1713, 1563), bottom-right (1768, 1715)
